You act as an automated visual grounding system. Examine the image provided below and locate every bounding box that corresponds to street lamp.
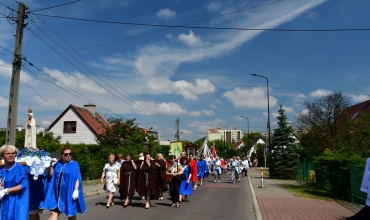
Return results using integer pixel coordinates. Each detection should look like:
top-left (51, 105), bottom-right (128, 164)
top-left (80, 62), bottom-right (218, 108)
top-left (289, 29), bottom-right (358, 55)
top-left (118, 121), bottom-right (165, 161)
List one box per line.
top-left (250, 74), bottom-right (271, 154)
top-left (240, 116), bottom-right (250, 158)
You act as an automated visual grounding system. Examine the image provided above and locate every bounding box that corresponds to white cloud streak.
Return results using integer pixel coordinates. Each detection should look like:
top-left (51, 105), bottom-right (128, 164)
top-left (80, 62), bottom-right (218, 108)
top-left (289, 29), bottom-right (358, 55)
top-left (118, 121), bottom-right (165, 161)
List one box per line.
top-left (156, 8), bottom-right (176, 19)
top-left (132, 101), bottom-right (187, 115)
top-left (309, 89), bottom-right (333, 97)
top-left (223, 87), bottom-right (277, 109)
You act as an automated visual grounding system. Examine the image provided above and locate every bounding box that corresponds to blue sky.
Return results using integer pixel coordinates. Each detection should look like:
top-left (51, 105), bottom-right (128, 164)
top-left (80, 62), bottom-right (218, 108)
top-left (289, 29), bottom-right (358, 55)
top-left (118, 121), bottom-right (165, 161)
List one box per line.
top-left (1, 0), bottom-right (370, 142)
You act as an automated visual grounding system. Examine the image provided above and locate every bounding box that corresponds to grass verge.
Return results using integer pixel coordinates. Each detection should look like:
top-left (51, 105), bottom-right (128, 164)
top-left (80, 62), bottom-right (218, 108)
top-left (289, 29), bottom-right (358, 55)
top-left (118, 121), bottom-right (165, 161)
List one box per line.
top-left (282, 184), bottom-right (344, 201)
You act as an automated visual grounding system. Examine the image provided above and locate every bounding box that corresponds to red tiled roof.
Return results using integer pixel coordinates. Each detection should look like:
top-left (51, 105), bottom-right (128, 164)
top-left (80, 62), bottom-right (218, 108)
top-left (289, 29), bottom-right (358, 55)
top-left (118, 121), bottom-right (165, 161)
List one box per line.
top-left (233, 140), bottom-right (244, 149)
top-left (71, 105), bottom-right (108, 135)
top-left (343, 100), bottom-right (370, 119)
top-left (48, 104), bottom-right (109, 136)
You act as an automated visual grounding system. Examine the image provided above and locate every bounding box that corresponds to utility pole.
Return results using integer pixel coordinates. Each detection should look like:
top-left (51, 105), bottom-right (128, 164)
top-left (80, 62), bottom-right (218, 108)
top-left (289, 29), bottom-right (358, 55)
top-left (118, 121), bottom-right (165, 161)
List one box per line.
top-left (5, 2), bottom-right (28, 146)
top-left (174, 118), bottom-right (180, 141)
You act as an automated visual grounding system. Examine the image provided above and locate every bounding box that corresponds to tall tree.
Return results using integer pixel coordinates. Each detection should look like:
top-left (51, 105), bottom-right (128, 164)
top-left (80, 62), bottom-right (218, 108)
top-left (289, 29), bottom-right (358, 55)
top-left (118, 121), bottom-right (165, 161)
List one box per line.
top-left (270, 105), bottom-right (299, 179)
top-left (295, 91), bottom-right (351, 158)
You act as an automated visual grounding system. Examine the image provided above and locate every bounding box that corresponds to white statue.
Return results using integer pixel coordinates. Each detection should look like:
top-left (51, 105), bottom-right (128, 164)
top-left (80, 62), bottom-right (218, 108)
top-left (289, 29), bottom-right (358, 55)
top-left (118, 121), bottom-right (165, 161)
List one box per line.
top-left (25, 107), bottom-right (37, 149)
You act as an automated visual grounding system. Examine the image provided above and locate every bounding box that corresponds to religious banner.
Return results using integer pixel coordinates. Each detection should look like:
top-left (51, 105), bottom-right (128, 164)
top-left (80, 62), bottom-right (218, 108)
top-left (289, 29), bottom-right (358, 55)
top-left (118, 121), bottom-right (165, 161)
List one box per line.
top-left (170, 141), bottom-right (183, 159)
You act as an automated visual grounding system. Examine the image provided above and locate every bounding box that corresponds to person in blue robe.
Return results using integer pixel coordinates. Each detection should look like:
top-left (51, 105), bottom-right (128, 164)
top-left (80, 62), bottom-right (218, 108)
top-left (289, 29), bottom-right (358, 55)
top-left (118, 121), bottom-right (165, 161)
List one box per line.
top-left (41, 147), bottom-right (86, 219)
top-left (29, 172), bottom-right (49, 220)
top-left (196, 154), bottom-right (209, 186)
top-left (179, 157), bottom-right (193, 202)
top-left (0, 145), bottom-right (30, 220)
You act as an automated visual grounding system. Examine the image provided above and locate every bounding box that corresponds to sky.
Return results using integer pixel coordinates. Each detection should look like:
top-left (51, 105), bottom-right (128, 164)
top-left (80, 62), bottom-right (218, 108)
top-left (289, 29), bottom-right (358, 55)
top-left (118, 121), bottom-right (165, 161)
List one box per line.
top-left (1, 0), bottom-right (370, 142)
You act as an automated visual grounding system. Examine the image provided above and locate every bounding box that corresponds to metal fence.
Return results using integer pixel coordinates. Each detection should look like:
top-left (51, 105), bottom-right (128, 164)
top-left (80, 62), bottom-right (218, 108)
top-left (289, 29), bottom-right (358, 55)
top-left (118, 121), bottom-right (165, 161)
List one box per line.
top-left (349, 166), bottom-right (367, 206)
top-left (296, 162), bottom-right (366, 206)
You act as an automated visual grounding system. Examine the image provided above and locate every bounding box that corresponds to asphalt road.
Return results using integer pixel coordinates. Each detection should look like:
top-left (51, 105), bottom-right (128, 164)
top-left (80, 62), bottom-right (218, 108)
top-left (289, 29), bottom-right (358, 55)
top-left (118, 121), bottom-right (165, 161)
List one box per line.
top-left (40, 174), bottom-right (256, 220)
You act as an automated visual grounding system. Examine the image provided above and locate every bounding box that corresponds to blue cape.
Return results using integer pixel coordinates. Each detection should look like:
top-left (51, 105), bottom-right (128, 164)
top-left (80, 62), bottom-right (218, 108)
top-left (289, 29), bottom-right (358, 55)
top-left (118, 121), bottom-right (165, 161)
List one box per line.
top-left (40, 160), bottom-right (86, 216)
top-left (29, 172), bottom-right (49, 211)
top-left (0, 162), bottom-right (29, 220)
top-left (196, 160), bottom-right (209, 178)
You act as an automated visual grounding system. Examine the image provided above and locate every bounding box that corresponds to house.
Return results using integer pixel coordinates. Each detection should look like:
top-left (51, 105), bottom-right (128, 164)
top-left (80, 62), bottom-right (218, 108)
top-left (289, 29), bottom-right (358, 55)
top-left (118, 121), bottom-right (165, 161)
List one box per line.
top-left (47, 104), bottom-right (108, 144)
top-left (342, 99), bottom-right (370, 120)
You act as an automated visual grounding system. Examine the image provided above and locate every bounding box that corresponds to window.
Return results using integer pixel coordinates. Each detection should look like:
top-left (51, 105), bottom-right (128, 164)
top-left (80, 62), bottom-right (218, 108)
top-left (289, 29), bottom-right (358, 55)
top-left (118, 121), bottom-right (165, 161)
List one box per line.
top-left (64, 121), bottom-right (77, 133)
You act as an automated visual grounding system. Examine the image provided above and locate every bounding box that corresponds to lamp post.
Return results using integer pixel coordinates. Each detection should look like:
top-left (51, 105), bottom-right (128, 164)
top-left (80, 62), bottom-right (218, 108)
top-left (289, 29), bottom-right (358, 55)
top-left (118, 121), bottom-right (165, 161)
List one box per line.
top-left (250, 74), bottom-right (271, 154)
top-left (240, 116), bottom-right (250, 158)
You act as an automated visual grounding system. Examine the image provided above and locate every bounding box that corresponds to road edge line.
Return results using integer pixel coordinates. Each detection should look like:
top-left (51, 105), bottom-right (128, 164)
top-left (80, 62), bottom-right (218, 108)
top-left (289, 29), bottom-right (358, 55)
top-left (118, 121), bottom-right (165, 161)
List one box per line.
top-left (248, 175), bottom-right (263, 220)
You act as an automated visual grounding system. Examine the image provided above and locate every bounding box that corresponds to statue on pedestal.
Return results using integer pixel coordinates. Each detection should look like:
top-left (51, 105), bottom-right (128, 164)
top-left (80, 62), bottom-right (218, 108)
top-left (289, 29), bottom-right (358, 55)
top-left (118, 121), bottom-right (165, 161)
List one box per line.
top-left (24, 107), bottom-right (37, 149)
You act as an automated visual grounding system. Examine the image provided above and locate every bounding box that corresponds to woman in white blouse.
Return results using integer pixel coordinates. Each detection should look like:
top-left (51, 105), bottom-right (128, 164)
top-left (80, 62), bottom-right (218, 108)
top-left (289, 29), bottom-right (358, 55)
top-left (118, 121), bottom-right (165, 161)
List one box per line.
top-left (100, 154), bottom-right (120, 208)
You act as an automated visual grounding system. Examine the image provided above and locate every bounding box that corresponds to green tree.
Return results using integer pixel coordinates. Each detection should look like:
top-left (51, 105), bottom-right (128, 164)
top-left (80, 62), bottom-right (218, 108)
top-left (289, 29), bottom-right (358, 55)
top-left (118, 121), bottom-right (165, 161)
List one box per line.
top-left (295, 91), bottom-right (351, 159)
top-left (270, 105), bottom-right (300, 179)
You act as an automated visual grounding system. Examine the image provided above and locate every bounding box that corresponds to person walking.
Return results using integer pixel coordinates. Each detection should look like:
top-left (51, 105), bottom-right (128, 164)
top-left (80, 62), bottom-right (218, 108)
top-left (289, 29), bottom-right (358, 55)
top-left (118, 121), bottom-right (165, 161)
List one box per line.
top-left (0, 145), bottom-right (29, 220)
top-left (101, 154), bottom-right (120, 208)
top-left (155, 153), bottom-right (167, 200)
top-left (242, 156), bottom-right (250, 177)
top-left (188, 153), bottom-right (198, 191)
top-left (196, 154), bottom-right (209, 186)
top-left (212, 157), bottom-right (221, 183)
top-left (119, 154), bottom-right (137, 207)
top-left (179, 157), bottom-right (192, 202)
top-left (42, 147), bottom-right (86, 220)
top-left (136, 153), bottom-right (159, 209)
top-left (167, 155), bottom-right (184, 208)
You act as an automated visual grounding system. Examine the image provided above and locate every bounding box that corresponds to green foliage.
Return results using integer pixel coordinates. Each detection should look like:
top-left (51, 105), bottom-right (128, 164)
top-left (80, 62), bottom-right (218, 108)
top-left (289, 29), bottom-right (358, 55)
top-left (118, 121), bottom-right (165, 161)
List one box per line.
top-left (314, 149), bottom-right (366, 199)
top-left (270, 105), bottom-right (300, 179)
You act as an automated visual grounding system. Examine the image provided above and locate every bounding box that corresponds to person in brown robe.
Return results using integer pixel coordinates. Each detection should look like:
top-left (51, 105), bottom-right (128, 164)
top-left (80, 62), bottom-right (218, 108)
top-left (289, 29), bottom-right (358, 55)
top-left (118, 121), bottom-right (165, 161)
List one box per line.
top-left (119, 154), bottom-right (137, 207)
top-left (136, 153), bottom-right (159, 209)
top-left (155, 153), bottom-right (167, 200)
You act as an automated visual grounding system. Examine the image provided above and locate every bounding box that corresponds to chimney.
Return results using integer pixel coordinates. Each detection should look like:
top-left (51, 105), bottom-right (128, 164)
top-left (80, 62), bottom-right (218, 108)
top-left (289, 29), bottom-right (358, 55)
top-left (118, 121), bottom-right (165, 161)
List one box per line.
top-left (84, 104), bottom-right (96, 115)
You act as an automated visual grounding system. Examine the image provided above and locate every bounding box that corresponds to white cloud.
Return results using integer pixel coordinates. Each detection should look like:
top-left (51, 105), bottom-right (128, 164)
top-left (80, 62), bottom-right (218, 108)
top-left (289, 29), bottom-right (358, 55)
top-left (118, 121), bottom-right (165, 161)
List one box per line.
top-left (210, 103), bottom-right (216, 109)
top-left (44, 68), bottom-right (106, 94)
top-left (293, 93), bottom-right (306, 103)
top-left (188, 111), bottom-right (201, 116)
top-left (296, 108), bottom-right (309, 117)
top-left (172, 78), bottom-right (215, 100)
top-left (223, 87), bottom-right (277, 109)
top-left (165, 33), bottom-right (173, 40)
top-left (188, 119), bottom-right (226, 133)
top-left (309, 89), bottom-right (332, 97)
top-left (42, 120), bottom-right (52, 126)
top-left (34, 96), bottom-right (59, 108)
top-left (0, 96), bottom-right (8, 108)
top-left (282, 106), bottom-right (295, 114)
top-left (203, 109), bottom-right (215, 116)
top-left (156, 8), bottom-right (176, 19)
top-left (305, 11), bottom-right (318, 20)
top-left (350, 94), bottom-right (368, 103)
top-left (207, 2), bottom-right (223, 11)
top-left (0, 60), bottom-right (35, 84)
top-left (132, 101), bottom-right (187, 115)
top-left (178, 31), bottom-right (206, 47)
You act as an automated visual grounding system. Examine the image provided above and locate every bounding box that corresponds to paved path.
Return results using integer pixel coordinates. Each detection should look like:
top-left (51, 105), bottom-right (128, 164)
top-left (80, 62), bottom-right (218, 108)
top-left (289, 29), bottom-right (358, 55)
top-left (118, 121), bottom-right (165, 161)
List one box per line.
top-left (248, 169), bottom-right (358, 220)
top-left (40, 173), bottom-right (256, 220)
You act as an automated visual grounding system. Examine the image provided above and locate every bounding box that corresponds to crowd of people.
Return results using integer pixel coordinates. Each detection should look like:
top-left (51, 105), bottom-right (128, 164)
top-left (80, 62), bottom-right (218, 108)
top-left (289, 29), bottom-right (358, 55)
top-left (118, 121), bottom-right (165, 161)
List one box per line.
top-left (100, 152), bottom-right (253, 209)
top-left (0, 144), bottom-right (254, 220)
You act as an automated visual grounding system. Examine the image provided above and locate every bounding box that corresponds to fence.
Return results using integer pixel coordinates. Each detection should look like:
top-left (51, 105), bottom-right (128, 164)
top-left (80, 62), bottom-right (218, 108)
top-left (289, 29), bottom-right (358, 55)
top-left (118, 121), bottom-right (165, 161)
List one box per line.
top-left (296, 162), bottom-right (366, 206)
top-left (349, 166), bottom-right (367, 206)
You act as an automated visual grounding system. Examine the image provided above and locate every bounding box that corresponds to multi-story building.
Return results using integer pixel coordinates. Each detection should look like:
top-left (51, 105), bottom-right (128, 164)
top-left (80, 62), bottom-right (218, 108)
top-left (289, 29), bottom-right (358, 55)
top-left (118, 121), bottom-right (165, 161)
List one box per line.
top-left (208, 128), bottom-right (241, 143)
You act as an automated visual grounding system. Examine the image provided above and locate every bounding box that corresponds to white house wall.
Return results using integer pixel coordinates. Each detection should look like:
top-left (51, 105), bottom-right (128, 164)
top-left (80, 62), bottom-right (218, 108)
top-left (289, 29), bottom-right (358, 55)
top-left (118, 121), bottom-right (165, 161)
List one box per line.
top-left (49, 109), bottom-right (97, 144)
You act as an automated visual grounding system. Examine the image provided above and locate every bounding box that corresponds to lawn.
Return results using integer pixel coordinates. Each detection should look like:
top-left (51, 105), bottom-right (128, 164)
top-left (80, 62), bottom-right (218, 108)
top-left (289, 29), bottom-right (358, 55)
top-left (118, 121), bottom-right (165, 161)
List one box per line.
top-left (282, 184), bottom-right (344, 201)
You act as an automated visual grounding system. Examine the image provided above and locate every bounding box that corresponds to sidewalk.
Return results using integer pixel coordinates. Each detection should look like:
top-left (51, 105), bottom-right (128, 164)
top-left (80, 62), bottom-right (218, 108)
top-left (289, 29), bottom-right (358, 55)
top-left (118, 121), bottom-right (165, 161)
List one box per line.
top-left (82, 180), bottom-right (106, 198)
top-left (247, 169), bottom-right (358, 220)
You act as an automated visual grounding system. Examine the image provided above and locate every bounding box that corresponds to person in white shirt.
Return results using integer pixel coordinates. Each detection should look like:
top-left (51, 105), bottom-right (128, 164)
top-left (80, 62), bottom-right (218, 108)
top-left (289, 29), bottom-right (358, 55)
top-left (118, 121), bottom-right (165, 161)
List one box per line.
top-left (241, 156), bottom-right (250, 177)
top-left (212, 157), bottom-right (221, 183)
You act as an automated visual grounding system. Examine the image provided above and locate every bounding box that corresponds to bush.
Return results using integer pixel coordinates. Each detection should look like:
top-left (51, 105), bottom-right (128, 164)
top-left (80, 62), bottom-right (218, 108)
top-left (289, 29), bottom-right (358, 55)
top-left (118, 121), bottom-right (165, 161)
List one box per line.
top-left (314, 149), bottom-right (366, 199)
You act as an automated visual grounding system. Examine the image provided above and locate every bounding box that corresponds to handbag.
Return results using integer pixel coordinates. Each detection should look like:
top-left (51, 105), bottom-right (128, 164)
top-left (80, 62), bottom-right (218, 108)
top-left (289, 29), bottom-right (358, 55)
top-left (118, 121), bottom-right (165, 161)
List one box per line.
top-left (113, 174), bottom-right (119, 185)
top-left (176, 164), bottom-right (186, 182)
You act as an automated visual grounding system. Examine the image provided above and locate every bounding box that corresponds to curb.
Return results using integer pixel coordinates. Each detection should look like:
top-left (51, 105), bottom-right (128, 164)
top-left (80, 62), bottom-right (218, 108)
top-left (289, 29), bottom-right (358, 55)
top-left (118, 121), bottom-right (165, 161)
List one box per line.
top-left (248, 175), bottom-right (263, 220)
top-left (84, 190), bottom-right (106, 198)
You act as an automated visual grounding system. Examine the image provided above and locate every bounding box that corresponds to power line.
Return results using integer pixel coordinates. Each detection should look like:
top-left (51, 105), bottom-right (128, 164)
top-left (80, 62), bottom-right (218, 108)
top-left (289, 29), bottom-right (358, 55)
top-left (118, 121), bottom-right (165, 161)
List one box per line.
top-left (31, 14), bottom-right (174, 121)
top-left (28, 0), bottom-right (81, 13)
top-left (25, 26), bottom-right (171, 122)
top-left (27, 0), bottom-right (283, 57)
top-left (29, 13), bottom-right (370, 32)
